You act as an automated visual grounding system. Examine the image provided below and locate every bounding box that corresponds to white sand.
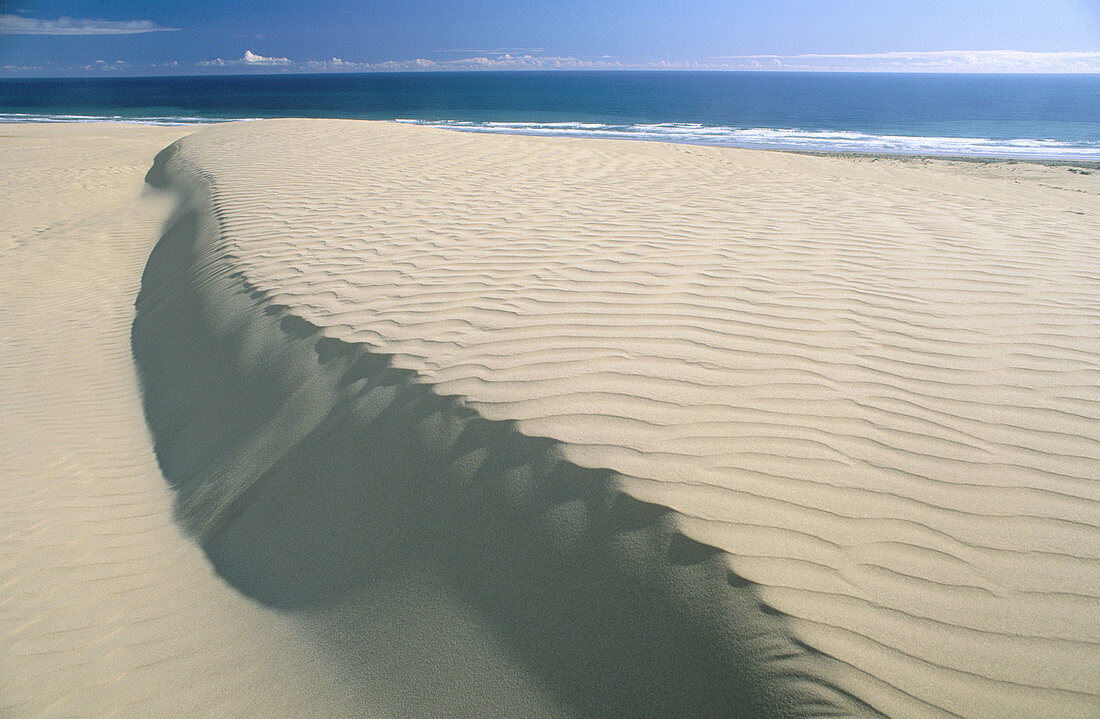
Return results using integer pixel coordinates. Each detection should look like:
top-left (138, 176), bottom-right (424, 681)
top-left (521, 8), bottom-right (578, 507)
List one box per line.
top-left (5, 119), bottom-right (1100, 718)
top-left (0, 124), bottom-right (372, 718)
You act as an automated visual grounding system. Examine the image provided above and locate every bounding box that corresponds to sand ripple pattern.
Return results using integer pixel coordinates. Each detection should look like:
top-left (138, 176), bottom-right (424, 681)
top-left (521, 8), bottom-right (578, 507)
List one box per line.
top-left (161, 120), bottom-right (1100, 719)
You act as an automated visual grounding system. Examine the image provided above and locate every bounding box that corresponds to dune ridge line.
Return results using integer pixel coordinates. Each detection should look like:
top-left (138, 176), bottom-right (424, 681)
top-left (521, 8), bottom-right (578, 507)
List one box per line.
top-left (133, 119), bottom-right (1100, 718)
top-left (135, 122), bottom-right (879, 719)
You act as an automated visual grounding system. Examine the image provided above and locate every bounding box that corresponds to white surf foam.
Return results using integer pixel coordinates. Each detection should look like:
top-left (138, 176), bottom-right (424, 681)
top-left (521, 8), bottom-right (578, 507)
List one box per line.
top-left (395, 119), bottom-right (1100, 160)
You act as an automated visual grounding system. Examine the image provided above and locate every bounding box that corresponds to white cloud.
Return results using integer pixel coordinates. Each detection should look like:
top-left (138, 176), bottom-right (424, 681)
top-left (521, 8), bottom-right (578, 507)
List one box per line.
top-left (0, 14), bottom-right (178, 35)
top-left (32, 47), bottom-right (1100, 77)
top-left (186, 49), bottom-right (1100, 75)
top-left (196, 52), bottom-right (632, 73)
top-left (81, 59), bottom-right (129, 72)
top-left (709, 50), bottom-right (1100, 73)
top-left (368, 54), bottom-right (627, 72)
top-left (199, 50), bottom-right (293, 68)
top-left (242, 50), bottom-right (291, 66)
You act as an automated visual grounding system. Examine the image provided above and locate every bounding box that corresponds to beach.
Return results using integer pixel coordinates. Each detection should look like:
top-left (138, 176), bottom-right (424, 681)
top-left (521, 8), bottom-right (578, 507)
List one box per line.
top-left (2, 119), bottom-right (1098, 718)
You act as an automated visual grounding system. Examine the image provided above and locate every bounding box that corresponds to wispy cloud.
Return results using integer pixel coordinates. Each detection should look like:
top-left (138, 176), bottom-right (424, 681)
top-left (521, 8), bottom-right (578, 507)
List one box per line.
top-left (190, 49), bottom-right (1100, 74)
top-left (194, 52), bottom-right (632, 73)
top-left (8, 48), bottom-right (1100, 77)
top-left (431, 54), bottom-right (623, 70)
top-left (709, 50), bottom-right (1100, 73)
top-left (0, 14), bottom-right (178, 35)
top-left (437, 48), bottom-right (547, 56)
top-left (80, 59), bottom-right (129, 72)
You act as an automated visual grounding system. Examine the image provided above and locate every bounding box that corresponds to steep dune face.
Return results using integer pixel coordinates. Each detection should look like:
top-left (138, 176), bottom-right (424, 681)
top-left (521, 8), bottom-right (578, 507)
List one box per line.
top-left (135, 126), bottom-right (872, 719)
top-left (0, 124), bottom-right (370, 719)
top-left (134, 119), bottom-right (1100, 718)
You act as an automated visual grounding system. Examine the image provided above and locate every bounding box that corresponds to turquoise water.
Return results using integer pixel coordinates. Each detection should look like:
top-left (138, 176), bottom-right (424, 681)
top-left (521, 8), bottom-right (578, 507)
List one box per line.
top-left (1, 71), bottom-right (1098, 159)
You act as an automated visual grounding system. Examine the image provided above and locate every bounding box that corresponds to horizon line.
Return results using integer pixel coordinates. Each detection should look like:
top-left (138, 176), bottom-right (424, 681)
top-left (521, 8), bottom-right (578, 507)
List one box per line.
top-left (4, 68), bottom-right (1100, 80)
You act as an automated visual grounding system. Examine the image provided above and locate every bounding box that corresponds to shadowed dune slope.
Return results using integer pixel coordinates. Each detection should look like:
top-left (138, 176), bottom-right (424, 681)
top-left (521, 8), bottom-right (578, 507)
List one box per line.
top-left (134, 119), bottom-right (1100, 718)
top-left (0, 124), bottom-right (376, 718)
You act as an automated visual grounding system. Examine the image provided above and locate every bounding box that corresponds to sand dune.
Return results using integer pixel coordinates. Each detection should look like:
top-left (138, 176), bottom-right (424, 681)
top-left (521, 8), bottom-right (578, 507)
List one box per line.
top-left (5, 119), bottom-right (1099, 717)
top-left (130, 119), bottom-right (1099, 718)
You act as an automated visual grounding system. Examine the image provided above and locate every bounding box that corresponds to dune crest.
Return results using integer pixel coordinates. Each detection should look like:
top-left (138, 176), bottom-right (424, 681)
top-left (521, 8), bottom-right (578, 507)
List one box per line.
top-left (135, 119), bottom-right (1100, 718)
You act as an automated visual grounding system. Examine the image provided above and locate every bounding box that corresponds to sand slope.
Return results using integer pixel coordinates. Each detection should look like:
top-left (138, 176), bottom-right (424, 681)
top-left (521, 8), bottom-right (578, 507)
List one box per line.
top-left (0, 124), bottom-right (374, 718)
top-left (133, 119), bottom-right (1100, 719)
top-left (135, 128), bottom-right (869, 718)
top-left (133, 120), bottom-right (1095, 716)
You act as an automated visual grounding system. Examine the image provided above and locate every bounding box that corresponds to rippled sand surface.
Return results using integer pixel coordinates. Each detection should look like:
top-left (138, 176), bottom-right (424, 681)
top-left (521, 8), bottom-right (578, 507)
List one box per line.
top-left (4, 120), bottom-right (1099, 718)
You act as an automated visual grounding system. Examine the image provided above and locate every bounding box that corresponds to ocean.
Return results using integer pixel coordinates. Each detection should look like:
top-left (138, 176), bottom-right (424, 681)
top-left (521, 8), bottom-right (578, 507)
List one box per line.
top-left (1, 71), bottom-right (1098, 160)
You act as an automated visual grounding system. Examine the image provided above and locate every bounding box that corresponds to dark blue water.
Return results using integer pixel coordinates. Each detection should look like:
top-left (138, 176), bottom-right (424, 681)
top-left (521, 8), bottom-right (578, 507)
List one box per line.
top-left (2, 71), bottom-right (1098, 159)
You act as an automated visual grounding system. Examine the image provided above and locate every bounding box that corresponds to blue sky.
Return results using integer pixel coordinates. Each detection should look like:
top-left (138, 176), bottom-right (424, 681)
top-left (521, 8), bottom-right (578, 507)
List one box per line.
top-left (1, 0), bottom-right (1098, 76)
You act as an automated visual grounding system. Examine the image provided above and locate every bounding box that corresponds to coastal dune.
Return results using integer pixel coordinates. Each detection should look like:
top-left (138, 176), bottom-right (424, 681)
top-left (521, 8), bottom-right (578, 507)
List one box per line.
top-left (133, 119), bottom-right (1100, 718)
top-left (3, 118), bottom-right (1098, 718)
top-left (135, 124), bottom-right (871, 717)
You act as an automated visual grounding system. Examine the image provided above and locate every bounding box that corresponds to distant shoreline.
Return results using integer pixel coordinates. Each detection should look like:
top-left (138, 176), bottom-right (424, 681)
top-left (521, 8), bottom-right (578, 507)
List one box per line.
top-left (3, 71), bottom-right (1097, 161)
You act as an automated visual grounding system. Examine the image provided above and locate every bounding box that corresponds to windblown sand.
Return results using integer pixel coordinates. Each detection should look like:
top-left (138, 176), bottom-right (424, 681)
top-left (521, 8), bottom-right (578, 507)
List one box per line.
top-left (0, 124), bottom-right (371, 718)
top-left (4, 119), bottom-right (1099, 718)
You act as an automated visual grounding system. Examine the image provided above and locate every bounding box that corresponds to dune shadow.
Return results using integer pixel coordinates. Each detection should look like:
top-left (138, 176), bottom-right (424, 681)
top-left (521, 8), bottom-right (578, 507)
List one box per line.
top-left (131, 151), bottom-right (879, 718)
